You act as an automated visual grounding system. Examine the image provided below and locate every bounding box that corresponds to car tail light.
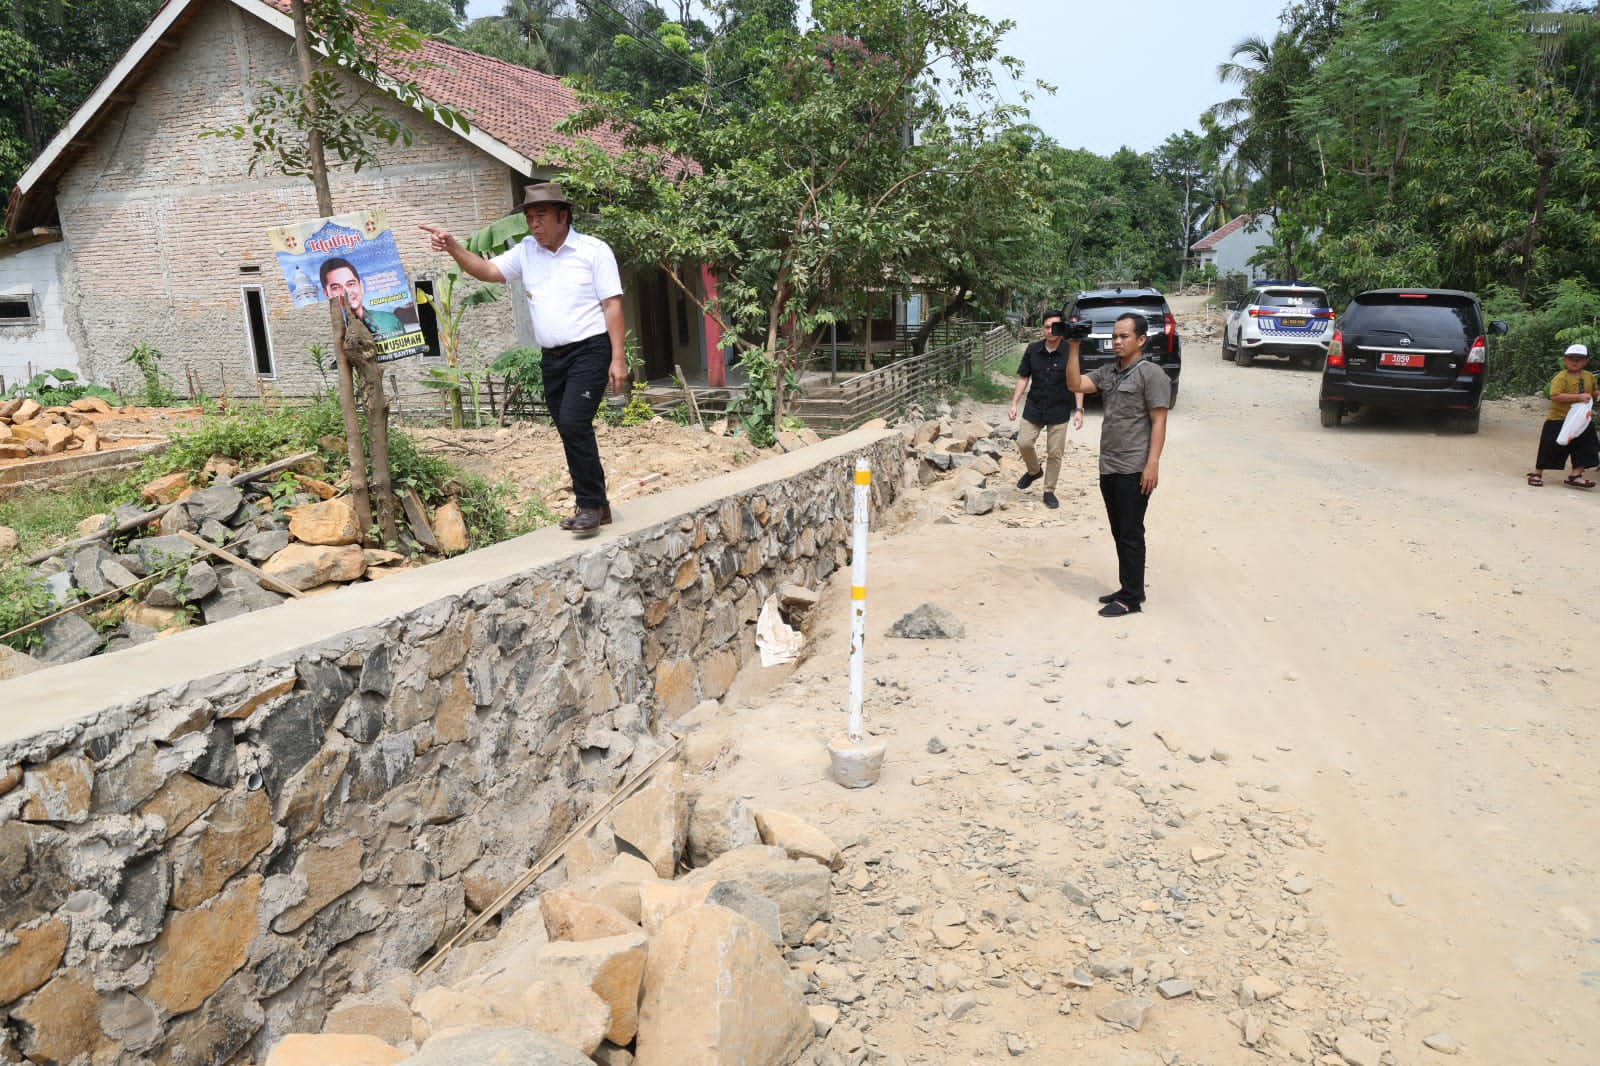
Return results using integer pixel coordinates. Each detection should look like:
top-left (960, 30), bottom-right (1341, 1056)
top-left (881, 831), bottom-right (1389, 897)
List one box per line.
top-left (1313, 310), bottom-right (1335, 319)
top-left (1163, 313), bottom-right (1176, 341)
top-left (1327, 329), bottom-right (1345, 367)
top-left (1247, 308), bottom-right (1275, 317)
top-left (1464, 336), bottom-right (1486, 374)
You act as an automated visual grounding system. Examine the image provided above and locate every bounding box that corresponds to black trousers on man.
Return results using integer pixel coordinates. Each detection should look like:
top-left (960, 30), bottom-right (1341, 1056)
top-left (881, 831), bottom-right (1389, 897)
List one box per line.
top-left (1098, 473), bottom-right (1150, 605)
top-left (542, 334), bottom-right (611, 509)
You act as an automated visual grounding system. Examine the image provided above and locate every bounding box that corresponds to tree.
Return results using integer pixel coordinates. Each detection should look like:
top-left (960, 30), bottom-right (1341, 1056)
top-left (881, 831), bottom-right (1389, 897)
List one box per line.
top-left (204, 0), bottom-right (466, 545)
top-left (554, 0), bottom-right (1041, 440)
top-left (1153, 130), bottom-right (1216, 286)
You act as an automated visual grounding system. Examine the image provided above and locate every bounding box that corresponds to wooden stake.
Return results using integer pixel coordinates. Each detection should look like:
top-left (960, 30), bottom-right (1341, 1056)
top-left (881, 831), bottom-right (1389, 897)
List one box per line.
top-left (175, 531), bottom-right (305, 599)
top-left (674, 363), bottom-right (703, 429)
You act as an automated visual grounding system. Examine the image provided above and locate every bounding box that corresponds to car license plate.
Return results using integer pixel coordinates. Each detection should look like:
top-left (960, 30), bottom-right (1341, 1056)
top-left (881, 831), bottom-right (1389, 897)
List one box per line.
top-left (1380, 352), bottom-right (1425, 368)
top-left (1280, 316), bottom-right (1307, 327)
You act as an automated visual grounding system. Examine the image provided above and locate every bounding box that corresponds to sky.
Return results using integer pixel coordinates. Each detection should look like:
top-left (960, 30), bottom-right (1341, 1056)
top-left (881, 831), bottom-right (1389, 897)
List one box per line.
top-left (460, 0), bottom-right (1296, 156)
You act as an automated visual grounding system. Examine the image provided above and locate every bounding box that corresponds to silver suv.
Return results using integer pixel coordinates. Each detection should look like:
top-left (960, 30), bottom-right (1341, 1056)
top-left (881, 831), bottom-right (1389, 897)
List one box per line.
top-left (1223, 283), bottom-right (1335, 369)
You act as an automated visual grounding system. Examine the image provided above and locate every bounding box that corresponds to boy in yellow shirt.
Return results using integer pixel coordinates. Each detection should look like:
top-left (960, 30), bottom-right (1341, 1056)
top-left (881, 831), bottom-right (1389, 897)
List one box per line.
top-left (1528, 342), bottom-right (1599, 487)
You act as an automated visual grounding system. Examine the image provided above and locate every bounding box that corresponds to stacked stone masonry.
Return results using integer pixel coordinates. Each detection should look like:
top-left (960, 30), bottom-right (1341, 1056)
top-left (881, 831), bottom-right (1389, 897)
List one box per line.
top-left (0, 428), bottom-right (903, 1064)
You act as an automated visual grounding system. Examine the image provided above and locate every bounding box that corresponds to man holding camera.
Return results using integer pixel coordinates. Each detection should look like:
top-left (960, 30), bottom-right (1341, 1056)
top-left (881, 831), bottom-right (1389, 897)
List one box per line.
top-left (1065, 312), bottom-right (1170, 617)
top-left (1008, 310), bottom-right (1085, 509)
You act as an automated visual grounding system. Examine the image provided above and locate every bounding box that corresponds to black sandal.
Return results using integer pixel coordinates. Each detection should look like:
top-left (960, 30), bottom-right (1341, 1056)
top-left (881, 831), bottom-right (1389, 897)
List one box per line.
top-left (1097, 599), bottom-right (1141, 618)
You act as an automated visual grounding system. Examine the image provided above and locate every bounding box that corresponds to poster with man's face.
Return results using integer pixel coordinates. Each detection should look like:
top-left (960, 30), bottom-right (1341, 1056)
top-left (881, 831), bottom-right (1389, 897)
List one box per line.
top-left (267, 208), bottom-right (427, 363)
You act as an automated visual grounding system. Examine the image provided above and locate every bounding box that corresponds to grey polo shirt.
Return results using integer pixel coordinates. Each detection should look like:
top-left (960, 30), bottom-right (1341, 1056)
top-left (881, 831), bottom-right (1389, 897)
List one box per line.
top-left (1088, 359), bottom-right (1171, 475)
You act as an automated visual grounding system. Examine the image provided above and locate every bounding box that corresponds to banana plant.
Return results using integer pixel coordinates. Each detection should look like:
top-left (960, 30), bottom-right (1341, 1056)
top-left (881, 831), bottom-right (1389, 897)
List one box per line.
top-left (416, 212), bottom-right (529, 428)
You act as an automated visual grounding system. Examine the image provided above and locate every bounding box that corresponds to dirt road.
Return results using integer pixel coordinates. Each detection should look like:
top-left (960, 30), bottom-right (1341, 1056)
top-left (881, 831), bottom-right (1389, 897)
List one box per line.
top-left (700, 294), bottom-right (1598, 1064)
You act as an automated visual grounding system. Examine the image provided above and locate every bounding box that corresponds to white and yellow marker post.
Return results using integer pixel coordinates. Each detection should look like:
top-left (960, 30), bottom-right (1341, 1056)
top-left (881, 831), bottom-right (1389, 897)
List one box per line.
top-left (827, 457), bottom-right (888, 788)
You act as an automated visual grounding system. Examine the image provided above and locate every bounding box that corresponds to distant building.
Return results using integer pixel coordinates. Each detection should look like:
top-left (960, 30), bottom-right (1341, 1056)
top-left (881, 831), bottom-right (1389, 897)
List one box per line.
top-left (3, 0), bottom-right (717, 399)
top-left (1190, 212), bottom-right (1274, 280)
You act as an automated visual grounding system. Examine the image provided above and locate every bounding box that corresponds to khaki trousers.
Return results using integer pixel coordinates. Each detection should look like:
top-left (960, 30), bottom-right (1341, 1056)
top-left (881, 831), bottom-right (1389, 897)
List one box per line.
top-left (1018, 418), bottom-right (1067, 490)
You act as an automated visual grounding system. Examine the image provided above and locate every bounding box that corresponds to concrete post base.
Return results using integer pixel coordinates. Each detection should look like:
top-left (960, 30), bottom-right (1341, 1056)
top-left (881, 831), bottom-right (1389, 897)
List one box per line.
top-left (827, 734), bottom-right (887, 789)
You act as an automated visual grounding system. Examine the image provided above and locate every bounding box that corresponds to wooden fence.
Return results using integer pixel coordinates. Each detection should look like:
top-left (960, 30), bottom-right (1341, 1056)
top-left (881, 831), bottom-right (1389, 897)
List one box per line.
top-left (790, 325), bottom-right (1016, 434)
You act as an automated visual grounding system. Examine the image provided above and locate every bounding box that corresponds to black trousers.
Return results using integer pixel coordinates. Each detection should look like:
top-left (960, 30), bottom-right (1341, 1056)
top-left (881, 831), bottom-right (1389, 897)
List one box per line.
top-left (1099, 472), bottom-right (1150, 604)
top-left (542, 334), bottom-right (611, 509)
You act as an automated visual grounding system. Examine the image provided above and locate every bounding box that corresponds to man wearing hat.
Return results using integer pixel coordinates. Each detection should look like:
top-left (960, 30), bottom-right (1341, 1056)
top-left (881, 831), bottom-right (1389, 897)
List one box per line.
top-left (422, 183), bottom-right (627, 534)
top-left (1527, 342), bottom-right (1599, 488)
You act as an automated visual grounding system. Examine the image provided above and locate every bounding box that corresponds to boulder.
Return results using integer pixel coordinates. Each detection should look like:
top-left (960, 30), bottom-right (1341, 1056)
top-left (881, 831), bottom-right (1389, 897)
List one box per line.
top-left (11, 398), bottom-right (41, 423)
top-left (536, 932), bottom-right (648, 1046)
top-left (634, 905), bottom-right (811, 1066)
top-left (287, 497), bottom-right (362, 546)
top-left (0, 526), bottom-right (19, 557)
top-left (0, 644), bottom-right (44, 680)
top-left (753, 809), bottom-right (843, 871)
top-left (539, 889), bottom-right (640, 943)
top-left (185, 483), bottom-right (244, 524)
top-left (400, 1028), bottom-right (594, 1066)
top-left (687, 790), bottom-right (760, 868)
top-left (519, 978), bottom-right (611, 1056)
top-left (568, 855), bottom-right (660, 925)
top-left (35, 613), bottom-right (101, 664)
top-left (261, 543), bottom-right (367, 591)
top-left (265, 1034), bottom-right (406, 1066)
top-left (639, 880), bottom-right (714, 936)
top-left (141, 472), bottom-right (192, 505)
top-left (681, 846), bottom-right (830, 946)
top-left (43, 423), bottom-right (73, 453)
top-left (610, 764), bottom-right (687, 878)
top-left (433, 499), bottom-right (470, 555)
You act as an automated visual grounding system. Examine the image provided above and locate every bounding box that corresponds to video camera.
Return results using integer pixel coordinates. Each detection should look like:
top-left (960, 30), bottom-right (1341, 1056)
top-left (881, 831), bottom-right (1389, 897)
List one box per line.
top-left (1050, 318), bottom-right (1093, 340)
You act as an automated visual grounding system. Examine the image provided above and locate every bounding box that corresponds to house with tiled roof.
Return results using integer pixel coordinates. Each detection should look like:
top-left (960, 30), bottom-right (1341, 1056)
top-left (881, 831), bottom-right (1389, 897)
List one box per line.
top-left (2, 0), bottom-right (713, 397)
top-left (1189, 211), bottom-right (1274, 279)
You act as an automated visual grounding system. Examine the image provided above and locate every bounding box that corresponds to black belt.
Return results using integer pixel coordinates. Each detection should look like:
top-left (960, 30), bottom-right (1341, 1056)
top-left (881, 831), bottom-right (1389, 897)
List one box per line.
top-left (542, 333), bottom-right (608, 359)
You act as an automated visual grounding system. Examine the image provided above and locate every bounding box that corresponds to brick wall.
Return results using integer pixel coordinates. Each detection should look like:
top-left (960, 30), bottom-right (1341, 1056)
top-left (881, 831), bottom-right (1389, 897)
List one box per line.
top-left (55, 2), bottom-right (526, 399)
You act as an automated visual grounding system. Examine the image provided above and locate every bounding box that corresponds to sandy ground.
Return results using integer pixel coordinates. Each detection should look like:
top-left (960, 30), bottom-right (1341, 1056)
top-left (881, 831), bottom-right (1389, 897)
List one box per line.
top-left (688, 292), bottom-right (1598, 1065)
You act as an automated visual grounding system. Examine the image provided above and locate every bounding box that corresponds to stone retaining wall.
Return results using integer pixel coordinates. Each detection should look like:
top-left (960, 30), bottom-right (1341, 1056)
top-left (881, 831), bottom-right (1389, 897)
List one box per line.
top-left (0, 427), bottom-right (903, 1065)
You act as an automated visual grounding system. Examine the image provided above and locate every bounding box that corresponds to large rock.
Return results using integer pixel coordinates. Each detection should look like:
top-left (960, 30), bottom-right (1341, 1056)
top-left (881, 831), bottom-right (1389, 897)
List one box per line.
top-left (146, 559), bottom-right (219, 607)
top-left (639, 880), bottom-right (713, 936)
top-left (400, 1028), bottom-right (594, 1066)
top-left (686, 790), bottom-right (760, 868)
top-left (519, 978), bottom-right (611, 1055)
top-left (539, 889), bottom-right (640, 943)
top-left (433, 499), bottom-right (470, 554)
top-left (609, 764), bottom-right (687, 878)
top-left (0, 917), bottom-right (69, 1004)
top-left (0, 644), bottom-right (44, 681)
top-left (537, 933), bottom-right (648, 1046)
top-left (140, 873), bottom-right (262, 1015)
top-left (634, 905), bottom-right (811, 1066)
top-left (754, 809), bottom-right (843, 871)
top-left (287, 497), bottom-right (362, 546)
top-left (266, 1034), bottom-right (406, 1066)
top-left (34, 612), bottom-right (101, 664)
top-left (0, 525), bottom-right (19, 556)
top-left (568, 854), bottom-right (660, 925)
top-left (682, 846), bottom-right (831, 946)
top-left (261, 543), bottom-right (367, 591)
top-left (185, 483), bottom-right (244, 524)
top-left (141, 471), bottom-right (192, 504)
top-left (12, 967), bottom-right (102, 1064)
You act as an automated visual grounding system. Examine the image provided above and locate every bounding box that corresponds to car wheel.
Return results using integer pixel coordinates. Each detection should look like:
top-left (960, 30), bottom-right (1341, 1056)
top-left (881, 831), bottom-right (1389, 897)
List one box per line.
top-left (1221, 332), bottom-right (1235, 361)
top-left (1237, 344), bottom-right (1255, 368)
top-left (1448, 407), bottom-right (1481, 434)
top-left (1319, 401), bottom-right (1342, 428)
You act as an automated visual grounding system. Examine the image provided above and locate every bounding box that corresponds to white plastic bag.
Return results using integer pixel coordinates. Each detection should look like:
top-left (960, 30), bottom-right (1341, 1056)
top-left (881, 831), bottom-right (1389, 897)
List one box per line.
top-left (1557, 397), bottom-right (1593, 445)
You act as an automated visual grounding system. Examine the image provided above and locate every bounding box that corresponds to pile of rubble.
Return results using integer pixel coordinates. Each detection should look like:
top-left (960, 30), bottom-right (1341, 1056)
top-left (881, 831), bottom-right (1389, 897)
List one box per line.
top-left (906, 416), bottom-right (1013, 516)
top-left (0, 395), bottom-right (117, 458)
top-left (260, 735), bottom-right (841, 1066)
top-left (0, 459), bottom-right (470, 672)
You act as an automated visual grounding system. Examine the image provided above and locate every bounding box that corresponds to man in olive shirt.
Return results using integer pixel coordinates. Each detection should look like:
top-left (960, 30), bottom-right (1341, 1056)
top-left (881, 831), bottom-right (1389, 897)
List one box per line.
top-left (1008, 310), bottom-right (1085, 509)
top-left (1065, 312), bottom-right (1170, 617)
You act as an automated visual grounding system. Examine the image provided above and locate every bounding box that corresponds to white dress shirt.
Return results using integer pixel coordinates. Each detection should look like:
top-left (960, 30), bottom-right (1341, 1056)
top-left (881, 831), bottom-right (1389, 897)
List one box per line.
top-left (490, 228), bottom-right (623, 349)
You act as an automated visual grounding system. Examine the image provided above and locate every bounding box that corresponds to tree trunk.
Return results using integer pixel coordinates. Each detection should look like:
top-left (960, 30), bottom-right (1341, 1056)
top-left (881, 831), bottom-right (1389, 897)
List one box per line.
top-left (343, 318), bottom-right (400, 546)
top-left (291, 0), bottom-right (373, 538)
top-left (863, 295), bottom-right (874, 372)
top-left (1518, 153), bottom-right (1555, 302)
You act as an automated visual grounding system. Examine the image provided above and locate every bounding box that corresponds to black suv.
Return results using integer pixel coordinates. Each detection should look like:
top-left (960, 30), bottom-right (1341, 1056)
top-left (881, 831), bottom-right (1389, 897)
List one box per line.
top-left (1319, 289), bottom-right (1508, 433)
top-left (1061, 287), bottom-right (1182, 404)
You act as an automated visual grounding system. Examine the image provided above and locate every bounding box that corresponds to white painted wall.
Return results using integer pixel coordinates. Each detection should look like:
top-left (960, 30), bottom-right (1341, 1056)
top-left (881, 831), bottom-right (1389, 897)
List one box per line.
top-left (0, 241), bottom-right (81, 388)
top-left (1210, 216), bottom-right (1275, 279)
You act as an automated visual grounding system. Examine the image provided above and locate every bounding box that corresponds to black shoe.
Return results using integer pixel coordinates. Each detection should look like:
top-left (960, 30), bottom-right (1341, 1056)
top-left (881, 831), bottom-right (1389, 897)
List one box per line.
top-left (1017, 471), bottom-right (1041, 490)
top-left (564, 505), bottom-right (612, 534)
top-left (1042, 491), bottom-right (1059, 509)
top-left (1097, 592), bottom-right (1123, 604)
top-left (1098, 599), bottom-right (1141, 618)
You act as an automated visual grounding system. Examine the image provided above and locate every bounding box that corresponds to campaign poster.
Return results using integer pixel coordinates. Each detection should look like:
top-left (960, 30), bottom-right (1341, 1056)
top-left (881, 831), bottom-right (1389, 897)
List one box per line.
top-left (267, 208), bottom-right (427, 363)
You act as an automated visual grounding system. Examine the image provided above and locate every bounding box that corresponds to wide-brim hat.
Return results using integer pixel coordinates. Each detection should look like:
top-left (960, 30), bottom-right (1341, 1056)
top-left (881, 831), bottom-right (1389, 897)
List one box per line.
top-left (1564, 342), bottom-right (1589, 359)
top-left (519, 182), bottom-right (572, 211)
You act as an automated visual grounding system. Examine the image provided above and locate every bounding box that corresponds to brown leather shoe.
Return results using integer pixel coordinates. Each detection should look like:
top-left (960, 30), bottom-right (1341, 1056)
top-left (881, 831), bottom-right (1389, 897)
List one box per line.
top-left (566, 505), bottom-right (612, 534)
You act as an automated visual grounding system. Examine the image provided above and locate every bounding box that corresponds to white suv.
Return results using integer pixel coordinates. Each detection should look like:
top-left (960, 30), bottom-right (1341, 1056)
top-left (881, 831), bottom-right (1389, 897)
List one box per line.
top-left (1223, 283), bottom-right (1335, 369)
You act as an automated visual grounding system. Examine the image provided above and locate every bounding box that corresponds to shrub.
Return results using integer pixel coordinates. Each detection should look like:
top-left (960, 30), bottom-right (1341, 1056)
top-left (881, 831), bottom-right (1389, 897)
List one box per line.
top-left (0, 565), bottom-right (57, 650)
top-left (1482, 278), bottom-right (1600, 397)
top-left (3, 369), bottom-right (120, 407)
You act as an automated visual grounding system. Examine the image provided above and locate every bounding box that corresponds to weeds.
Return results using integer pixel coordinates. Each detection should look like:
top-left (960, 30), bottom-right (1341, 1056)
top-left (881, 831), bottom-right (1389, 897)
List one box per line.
top-left (3, 369), bottom-right (120, 408)
top-left (0, 475), bottom-right (134, 556)
top-left (122, 343), bottom-right (185, 407)
top-left (0, 566), bottom-right (57, 650)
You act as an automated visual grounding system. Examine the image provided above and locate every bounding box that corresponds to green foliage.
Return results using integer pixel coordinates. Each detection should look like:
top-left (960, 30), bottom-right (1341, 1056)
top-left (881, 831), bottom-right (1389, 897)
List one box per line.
top-left (0, 564), bottom-right (54, 650)
top-left (603, 386), bottom-right (656, 427)
top-left (1483, 278), bottom-right (1600, 397)
top-left (144, 398), bottom-right (349, 480)
top-left (962, 367), bottom-right (1010, 404)
top-left (3, 369), bottom-right (119, 407)
top-left (490, 346), bottom-right (544, 409)
top-left (0, 475), bottom-right (132, 557)
top-left (122, 343), bottom-right (184, 407)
